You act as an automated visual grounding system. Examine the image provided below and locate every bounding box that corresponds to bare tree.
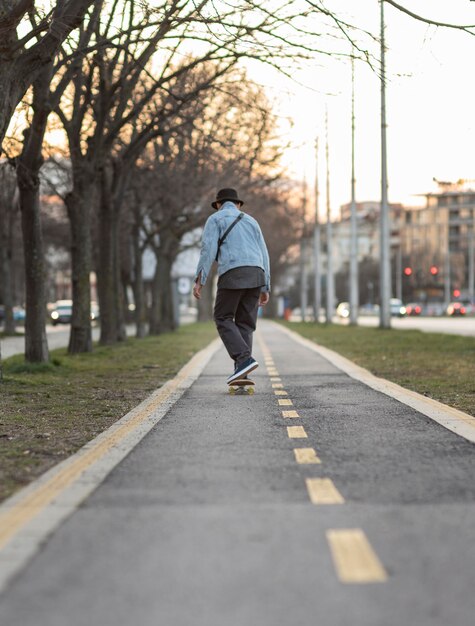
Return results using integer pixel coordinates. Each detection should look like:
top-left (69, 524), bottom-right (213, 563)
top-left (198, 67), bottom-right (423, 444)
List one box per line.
top-left (5, 3), bottom-right (105, 361)
top-left (4, 0), bottom-right (389, 360)
top-left (136, 71), bottom-right (283, 333)
top-left (0, 162), bottom-right (19, 335)
top-left (0, 0), bottom-right (96, 148)
top-left (53, 0), bottom-right (281, 344)
top-left (383, 1), bottom-right (475, 34)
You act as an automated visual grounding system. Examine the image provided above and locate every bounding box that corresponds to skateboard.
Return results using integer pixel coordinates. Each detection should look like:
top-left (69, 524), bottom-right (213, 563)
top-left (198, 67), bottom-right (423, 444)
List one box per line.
top-left (228, 378), bottom-right (255, 395)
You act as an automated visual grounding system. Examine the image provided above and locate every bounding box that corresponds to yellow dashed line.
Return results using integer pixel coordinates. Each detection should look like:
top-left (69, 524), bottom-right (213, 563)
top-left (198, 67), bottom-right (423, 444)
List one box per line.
top-left (326, 529), bottom-right (388, 583)
top-left (278, 399), bottom-right (293, 406)
top-left (260, 330), bottom-right (386, 587)
top-left (282, 410), bottom-right (299, 418)
top-left (294, 448), bottom-right (321, 464)
top-left (306, 478), bottom-right (344, 504)
top-left (287, 426), bottom-right (308, 438)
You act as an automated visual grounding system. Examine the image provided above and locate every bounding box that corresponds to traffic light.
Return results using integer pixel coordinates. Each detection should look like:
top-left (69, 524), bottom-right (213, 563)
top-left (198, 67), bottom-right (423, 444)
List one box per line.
top-left (453, 289), bottom-right (461, 298)
top-left (430, 265), bottom-right (439, 276)
top-left (403, 267), bottom-right (412, 276)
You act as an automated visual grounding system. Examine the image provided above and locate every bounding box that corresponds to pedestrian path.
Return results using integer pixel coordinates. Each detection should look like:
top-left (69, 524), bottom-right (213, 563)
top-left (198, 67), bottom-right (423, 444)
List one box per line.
top-left (1, 321), bottom-right (475, 626)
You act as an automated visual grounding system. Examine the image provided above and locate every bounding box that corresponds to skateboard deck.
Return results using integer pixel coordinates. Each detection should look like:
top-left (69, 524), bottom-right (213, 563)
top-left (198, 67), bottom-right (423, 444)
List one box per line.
top-left (228, 378), bottom-right (255, 395)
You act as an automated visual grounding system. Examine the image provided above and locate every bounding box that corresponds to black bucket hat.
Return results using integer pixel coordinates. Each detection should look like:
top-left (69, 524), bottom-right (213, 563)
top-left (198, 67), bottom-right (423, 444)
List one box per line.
top-left (211, 188), bottom-right (244, 210)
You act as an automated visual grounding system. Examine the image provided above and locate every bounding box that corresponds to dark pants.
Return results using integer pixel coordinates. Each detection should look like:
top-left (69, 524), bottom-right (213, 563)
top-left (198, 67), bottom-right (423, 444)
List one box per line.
top-left (213, 287), bottom-right (261, 366)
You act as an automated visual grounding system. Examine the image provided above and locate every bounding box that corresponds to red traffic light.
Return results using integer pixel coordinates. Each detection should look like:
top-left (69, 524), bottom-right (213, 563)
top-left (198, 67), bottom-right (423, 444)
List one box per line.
top-left (430, 265), bottom-right (439, 275)
top-left (453, 289), bottom-right (461, 298)
top-left (403, 267), bottom-right (412, 276)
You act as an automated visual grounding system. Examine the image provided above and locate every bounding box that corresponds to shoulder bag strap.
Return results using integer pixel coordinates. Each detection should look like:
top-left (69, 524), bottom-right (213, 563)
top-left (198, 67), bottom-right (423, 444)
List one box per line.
top-left (215, 212), bottom-right (244, 261)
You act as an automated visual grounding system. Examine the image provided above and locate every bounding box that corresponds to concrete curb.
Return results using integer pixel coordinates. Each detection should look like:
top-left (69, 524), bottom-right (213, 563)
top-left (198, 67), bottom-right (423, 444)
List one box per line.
top-left (0, 337), bottom-right (222, 593)
top-left (274, 322), bottom-right (475, 445)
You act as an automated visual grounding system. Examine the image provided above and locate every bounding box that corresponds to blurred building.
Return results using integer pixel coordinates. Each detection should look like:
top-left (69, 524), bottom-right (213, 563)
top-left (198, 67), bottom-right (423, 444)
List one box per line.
top-left (336, 201), bottom-right (404, 274)
top-left (401, 179), bottom-right (475, 304)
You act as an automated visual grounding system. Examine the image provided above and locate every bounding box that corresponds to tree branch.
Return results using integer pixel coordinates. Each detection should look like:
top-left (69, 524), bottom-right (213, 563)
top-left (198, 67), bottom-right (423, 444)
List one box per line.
top-left (384, 0), bottom-right (475, 34)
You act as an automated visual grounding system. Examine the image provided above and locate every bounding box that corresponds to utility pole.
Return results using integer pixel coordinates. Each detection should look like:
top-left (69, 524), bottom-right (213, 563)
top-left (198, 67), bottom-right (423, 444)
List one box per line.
top-left (379, 0), bottom-right (391, 328)
top-left (313, 137), bottom-right (322, 323)
top-left (300, 177), bottom-right (308, 322)
top-left (325, 109), bottom-right (335, 323)
top-left (349, 52), bottom-right (359, 325)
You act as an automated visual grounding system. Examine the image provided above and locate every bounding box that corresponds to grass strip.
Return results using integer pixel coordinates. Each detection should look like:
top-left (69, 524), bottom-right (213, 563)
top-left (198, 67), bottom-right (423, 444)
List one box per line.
top-left (0, 322), bottom-right (216, 504)
top-left (279, 321), bottom-right (475, 418)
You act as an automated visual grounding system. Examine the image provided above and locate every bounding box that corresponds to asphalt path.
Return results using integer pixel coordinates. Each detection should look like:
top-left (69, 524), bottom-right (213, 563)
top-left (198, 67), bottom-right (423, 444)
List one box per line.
top-left (1, 321), bottom-right (475, 625)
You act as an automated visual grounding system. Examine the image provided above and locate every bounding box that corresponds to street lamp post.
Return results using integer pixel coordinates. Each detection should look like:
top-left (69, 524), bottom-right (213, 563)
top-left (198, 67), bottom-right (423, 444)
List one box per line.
top-left (300, 178), bottom-right (308, 322)
top-left (325, 108), bottom-right (335, 323)
top-left (313, 137), bottom-right (322, 323)
top-left (349, 52), bottom-right (359, 325)
top-left (379, 0), bottom-right (391, 328)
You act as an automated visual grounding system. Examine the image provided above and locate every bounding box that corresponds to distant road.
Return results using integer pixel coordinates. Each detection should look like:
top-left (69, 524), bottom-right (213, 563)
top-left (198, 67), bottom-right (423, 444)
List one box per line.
top-left (2, 316), bottom-right (473, 360)
top-left (347, 315), bottom-right (475, 337)
top-left (0, 325), bottom-right (103, 359)
top-left (1, 318), bottom-right (196, 359)
top-left (1, 324), bottom-right (144, 359)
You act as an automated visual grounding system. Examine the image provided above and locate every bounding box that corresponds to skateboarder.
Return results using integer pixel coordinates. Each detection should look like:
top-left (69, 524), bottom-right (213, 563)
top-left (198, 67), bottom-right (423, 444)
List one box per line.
top-left (193, 188), bottom-right (270, 384)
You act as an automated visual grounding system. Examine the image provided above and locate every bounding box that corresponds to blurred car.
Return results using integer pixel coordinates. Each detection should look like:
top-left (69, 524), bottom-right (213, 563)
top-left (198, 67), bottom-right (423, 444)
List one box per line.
top-left (0, 305), bottom-right (26, 323)
top-left (336, 302), bottom-right (350, 319)
top-left (13, 306), bottom-right (26, 322)
top-left (446, 302), bottom-right (466, 316)
top-left (50, 300), bottom-right (100, 325)
top-left (390, 298), bottom-right (406, 317)
top-left (405, 303), bottom-right (422, 316)
top-left (50, 300), bottom-right (73, 325)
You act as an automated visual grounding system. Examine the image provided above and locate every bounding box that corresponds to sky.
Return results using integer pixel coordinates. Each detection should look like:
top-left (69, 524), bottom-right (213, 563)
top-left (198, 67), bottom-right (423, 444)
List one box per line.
top-left (245, 0), bottom-right (475, 218)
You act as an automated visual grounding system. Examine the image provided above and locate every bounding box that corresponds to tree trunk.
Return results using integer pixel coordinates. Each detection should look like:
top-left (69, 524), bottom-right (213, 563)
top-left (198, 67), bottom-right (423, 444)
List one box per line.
top-left (17, 167), bottom-right (49, 362)
top-left (114, 213), bottom-right (126, 341)
top-left (97, 191), bottom-right (118, 345)
top-left (96, 163), bottom-right (125, 344)
top-left (131, 222), bottom-right (146, 338)
top-left (149, 248), bottom-right (176, 335)
top-left (0, 63), bottom-right (29, 152)
top-left (65, 178), bottom-right (94, 353)
top-left (149, 254), bottom-right (160, 335)
top-left (15, 65), bottom-right (53, 362)
top-left (0, 190), bottom-right (16, 335)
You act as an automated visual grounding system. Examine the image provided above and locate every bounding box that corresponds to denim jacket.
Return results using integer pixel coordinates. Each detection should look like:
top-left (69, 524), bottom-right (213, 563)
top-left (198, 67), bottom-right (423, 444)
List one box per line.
top-left (195, 201), bottom-right (271, 292)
